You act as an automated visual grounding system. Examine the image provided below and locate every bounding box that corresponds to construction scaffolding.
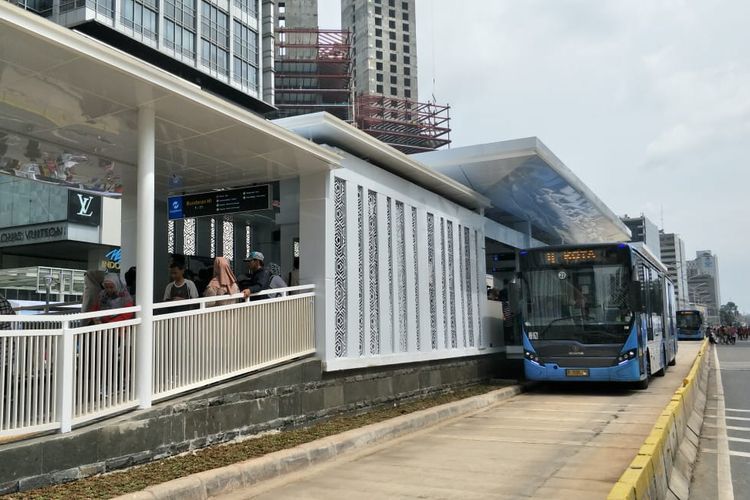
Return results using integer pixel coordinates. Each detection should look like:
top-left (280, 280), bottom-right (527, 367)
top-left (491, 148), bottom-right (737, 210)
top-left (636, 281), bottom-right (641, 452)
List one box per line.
top-left (273, 28), bottom-right (353, 122)
top-left (355, 94), bottom-right (451, 154)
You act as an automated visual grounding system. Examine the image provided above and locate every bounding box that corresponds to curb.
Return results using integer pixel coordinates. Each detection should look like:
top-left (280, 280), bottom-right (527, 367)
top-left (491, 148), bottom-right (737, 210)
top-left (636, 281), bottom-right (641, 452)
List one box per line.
top-left (608, 339), bottom-right (710, 500)
top-left (114, 384), bottom-right (524, 500)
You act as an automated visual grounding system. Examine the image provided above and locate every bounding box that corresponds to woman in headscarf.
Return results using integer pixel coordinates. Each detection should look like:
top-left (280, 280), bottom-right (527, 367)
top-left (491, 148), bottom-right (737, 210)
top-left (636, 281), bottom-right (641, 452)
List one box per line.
top-left (92, 274), bottom-right (135, 324)
top-left (82, 270), bottom-right (105, 313)
top-left (204, 257), bottom-right (240, 306)
top-left (267, 263), bottom-right (288, 297)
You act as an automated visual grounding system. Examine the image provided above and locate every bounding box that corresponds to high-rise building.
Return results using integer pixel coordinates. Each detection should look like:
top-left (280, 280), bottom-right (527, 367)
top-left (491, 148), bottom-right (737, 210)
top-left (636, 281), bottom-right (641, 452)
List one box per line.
top-left (687, 250), bottom-right (722, 324)
top-left (8, 0), bottom-right (269, 112)
top-left (659, 232), bottom-right (689, 309)
top-left (342, 0), bottom-right (417, 100)
top-left (621, 214), bottom-right (661, 258)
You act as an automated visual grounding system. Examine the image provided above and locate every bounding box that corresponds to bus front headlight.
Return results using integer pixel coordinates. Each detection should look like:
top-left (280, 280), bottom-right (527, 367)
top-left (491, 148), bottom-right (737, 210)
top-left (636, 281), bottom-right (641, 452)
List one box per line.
top-left (617, 349), bottom-right (637, 364)
top-left (524, 350), bottom-right (544, 366)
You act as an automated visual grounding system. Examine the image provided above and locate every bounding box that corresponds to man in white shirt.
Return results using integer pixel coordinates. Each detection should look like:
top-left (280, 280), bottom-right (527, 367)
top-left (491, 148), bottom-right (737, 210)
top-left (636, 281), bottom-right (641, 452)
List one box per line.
top-left (163, 262), bottom-right (199, 302)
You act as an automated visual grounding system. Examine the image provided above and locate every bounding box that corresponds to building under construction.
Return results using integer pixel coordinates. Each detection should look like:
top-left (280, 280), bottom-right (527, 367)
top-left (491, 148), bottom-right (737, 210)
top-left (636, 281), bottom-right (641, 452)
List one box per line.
top-left (355, 94), bottom-right (451, 154)
top-left (270, 0), bottom-right (451, 154)
top-left (273, 28), bottom-right (354, 122)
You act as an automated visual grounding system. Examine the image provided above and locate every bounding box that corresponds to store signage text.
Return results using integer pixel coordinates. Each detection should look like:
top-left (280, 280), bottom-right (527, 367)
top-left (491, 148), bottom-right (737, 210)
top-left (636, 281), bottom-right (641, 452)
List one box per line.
top-left (0, 223), bottom-right (68, 248)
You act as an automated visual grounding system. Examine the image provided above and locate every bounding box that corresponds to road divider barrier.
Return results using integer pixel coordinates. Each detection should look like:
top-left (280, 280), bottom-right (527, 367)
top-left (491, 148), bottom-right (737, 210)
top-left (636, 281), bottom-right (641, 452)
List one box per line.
top-left (608, 339), bottom-right (710, 500)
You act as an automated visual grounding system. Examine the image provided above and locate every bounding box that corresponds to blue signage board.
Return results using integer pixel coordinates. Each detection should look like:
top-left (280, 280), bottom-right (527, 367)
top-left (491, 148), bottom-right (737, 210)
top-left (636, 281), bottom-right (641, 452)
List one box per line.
top-left (168, 196), bottom-right (184, 220)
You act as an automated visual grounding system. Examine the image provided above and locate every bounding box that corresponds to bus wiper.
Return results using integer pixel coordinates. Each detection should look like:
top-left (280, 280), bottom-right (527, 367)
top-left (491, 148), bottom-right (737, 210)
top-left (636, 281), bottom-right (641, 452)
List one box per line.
top-left (540, 315), bottom-right (585, 338)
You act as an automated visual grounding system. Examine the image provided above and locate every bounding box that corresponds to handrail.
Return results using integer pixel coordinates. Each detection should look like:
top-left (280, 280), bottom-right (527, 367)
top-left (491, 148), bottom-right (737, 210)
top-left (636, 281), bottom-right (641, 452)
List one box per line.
top-left (152, 284), bottom-right (315, 310)
top-left (0, 305), bottom-right (141, 322)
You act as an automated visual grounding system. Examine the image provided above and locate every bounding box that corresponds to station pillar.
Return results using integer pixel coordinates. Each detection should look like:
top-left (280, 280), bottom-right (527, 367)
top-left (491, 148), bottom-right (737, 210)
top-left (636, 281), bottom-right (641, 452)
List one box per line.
top-left (135, 105), bottom-right (155, 409)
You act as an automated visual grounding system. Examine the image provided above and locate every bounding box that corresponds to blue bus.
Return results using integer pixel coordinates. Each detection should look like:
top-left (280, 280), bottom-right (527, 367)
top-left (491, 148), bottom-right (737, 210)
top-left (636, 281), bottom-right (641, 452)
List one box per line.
top-left (676, 310), bottom-right (705, 340)
top-left (516, 242), bottom-right (677, 389)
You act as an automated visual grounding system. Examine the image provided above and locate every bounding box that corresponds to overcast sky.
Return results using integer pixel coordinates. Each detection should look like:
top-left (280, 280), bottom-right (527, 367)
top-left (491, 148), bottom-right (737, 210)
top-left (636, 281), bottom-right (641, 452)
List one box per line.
top-left (319, 0), bottom-right (750, 312)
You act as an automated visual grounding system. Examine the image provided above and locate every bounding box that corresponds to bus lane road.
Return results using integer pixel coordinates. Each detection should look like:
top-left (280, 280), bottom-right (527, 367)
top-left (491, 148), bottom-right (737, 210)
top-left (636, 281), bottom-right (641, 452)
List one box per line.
top-left (216, 342), bottom-right (702, 500)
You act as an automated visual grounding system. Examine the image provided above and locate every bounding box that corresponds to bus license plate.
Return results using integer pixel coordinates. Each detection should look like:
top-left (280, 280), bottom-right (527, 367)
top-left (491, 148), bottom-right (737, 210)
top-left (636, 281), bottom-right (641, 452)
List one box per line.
top-left (566, 369), bottom-right (589, 377)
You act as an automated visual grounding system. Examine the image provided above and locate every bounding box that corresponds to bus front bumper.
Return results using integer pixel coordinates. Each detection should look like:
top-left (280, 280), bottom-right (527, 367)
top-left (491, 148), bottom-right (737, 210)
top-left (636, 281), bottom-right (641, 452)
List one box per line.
top-left (524, 357), bottom-right (643, 382)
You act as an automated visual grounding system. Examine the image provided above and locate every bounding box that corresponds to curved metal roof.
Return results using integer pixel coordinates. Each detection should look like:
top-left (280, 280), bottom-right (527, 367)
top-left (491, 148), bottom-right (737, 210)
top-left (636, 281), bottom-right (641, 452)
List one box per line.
top-left (414, 137), bottom-right (631, 245)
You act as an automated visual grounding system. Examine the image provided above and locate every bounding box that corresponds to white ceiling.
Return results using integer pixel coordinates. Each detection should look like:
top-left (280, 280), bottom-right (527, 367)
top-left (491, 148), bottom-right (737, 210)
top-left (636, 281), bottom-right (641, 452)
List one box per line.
top-left (0, 3), bottom-right (341, 195)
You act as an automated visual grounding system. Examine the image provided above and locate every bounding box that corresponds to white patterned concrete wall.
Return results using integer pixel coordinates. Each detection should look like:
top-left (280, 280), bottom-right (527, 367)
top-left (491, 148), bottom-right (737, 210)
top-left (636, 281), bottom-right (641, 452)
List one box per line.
top-left (304, 152), bottom-right (495, 371)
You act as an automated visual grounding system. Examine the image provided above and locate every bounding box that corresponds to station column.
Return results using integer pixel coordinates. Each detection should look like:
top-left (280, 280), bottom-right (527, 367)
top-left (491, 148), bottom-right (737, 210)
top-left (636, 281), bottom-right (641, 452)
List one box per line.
top-left (136, 105), bottom-right (155, 409)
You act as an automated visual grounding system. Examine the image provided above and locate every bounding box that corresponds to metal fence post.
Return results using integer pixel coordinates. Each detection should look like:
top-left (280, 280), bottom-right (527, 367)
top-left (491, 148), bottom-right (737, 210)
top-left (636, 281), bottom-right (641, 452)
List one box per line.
top-left (57, 320), bottom-right (74, 433)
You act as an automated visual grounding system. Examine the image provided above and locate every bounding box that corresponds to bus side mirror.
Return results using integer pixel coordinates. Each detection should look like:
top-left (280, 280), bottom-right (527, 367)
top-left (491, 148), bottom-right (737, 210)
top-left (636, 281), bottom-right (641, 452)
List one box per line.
top-left (629, 282), bottom-right (643, 312)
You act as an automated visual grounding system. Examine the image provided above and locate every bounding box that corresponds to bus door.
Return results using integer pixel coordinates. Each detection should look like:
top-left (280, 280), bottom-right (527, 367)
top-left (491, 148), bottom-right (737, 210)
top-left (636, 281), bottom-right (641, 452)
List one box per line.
top-left (642, 264), bottom-right (663, 372)
top-left (634, 260), bottom-right (649, 375)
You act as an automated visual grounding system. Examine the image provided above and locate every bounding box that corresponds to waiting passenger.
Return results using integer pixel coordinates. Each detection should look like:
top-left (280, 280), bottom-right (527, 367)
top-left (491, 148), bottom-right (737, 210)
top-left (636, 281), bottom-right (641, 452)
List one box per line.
top-left (92, 274), bottom-right (135, 324)
top-left (288, 257), bottom-right (300, 287)
top-left (204, 257), bottom-right (240, 306)
top-left (0, 293), bottom-right (15, 330)
top-left (266, 263), bottom-right (288, 297)
top-left (240, 252), bottom-right (272, 298)
top-left (163, 262), bottom-right (199, 302)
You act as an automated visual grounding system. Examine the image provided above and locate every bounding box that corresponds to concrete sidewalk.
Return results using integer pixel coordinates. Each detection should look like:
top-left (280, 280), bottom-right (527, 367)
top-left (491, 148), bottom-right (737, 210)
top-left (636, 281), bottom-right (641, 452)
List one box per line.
top-left (116, 384), bottom-right (524, 500)
top-left (216, 343), bottom-right (702, 500)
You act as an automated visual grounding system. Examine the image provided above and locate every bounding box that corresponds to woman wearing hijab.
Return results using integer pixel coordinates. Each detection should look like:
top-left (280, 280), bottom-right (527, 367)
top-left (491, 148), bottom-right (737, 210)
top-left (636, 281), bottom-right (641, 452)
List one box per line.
top-left (267, 263), bottom-right (288, 297)
top-left (92, 274), bottom-right (135, 324)
top-left (204, 257), bottom-right (240, 306)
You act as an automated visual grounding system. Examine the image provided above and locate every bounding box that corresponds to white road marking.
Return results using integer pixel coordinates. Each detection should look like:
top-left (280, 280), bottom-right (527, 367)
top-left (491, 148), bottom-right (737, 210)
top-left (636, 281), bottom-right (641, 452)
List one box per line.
top-left (726, 408), bottom-right (750, 413)
top-left (714, 348), bottom-right (735, 500)
top-left (730, 450), bottom-right (750, 458)
top-left (728, 437), bottom-right (750, 444)
top-left (725, 416), bottom-right (750, 422)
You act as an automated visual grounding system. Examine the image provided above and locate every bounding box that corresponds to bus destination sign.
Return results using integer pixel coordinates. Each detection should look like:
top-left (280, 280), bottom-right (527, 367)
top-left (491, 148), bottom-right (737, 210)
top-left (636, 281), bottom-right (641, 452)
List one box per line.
top-left (168, 185), bottom-right (271, 220)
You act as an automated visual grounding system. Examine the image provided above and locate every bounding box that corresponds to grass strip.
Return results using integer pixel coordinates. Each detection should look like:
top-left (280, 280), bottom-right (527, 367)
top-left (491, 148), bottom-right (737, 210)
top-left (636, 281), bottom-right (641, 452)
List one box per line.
top-left (9, 384), bottom-right (502, 499)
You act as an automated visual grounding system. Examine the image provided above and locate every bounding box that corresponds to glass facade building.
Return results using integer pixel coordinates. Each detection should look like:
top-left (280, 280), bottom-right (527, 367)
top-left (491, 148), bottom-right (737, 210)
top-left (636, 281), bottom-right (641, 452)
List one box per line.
top-left (9, 0), bottom-right (261, 101)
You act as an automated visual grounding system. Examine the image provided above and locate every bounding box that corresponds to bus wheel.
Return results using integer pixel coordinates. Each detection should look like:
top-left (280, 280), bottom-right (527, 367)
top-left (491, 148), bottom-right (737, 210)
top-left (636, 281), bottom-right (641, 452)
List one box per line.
top-left (654, 350), bottom-right (667, 377)
top-left (634, 358), bottom-right (650, 390)
top-left (668, 353), bottom-right (677, 366)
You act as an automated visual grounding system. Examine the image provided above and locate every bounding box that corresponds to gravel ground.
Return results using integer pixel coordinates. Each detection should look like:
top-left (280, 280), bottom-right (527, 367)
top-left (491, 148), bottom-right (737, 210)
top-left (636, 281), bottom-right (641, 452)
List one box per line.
top-left (7, 384), bottom-right (501, 500)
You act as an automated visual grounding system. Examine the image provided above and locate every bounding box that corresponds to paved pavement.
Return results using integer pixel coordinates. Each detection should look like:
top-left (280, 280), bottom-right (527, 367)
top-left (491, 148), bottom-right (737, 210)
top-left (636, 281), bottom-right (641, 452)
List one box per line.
top-left (216, 342), bottom-right (701, 500)
top-left (690, 341), bottom-right (750, 500)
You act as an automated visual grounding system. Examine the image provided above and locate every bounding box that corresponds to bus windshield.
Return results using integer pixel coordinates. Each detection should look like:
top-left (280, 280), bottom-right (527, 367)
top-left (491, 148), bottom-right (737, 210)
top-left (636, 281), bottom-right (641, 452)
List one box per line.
top-left (677, 312), bottom-right (702, 330)
top-left (523, 263), bottom-right (633, 345)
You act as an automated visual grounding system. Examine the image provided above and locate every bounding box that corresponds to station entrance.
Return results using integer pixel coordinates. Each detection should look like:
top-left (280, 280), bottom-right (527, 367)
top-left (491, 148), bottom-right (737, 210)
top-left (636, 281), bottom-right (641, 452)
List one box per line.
top-left (166, 179), bottom-right (301, 294)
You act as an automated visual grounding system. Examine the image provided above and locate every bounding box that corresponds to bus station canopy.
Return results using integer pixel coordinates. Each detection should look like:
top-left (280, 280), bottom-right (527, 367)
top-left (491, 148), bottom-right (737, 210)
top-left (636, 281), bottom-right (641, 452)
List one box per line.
top-left (0, 3), bottom-right (341, 195)
top-left (414, 137), bottom-right (631, 245)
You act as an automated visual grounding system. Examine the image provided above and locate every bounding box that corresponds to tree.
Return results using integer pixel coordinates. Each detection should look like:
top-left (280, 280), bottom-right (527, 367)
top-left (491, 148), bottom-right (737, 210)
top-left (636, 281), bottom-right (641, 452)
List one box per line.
top-left (720, 302), bottom-right (740, 326)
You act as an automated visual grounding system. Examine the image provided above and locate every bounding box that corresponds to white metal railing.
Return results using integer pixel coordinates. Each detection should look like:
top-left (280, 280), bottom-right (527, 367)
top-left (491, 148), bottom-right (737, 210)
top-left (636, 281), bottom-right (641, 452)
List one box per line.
top-left (0, 307), bottom-right (140, 437)
top-left (152, 285), bottom-right (316, 400)
top-left (0, 284), bottom-right (316, 438)
top-left (72, 319), bottom-right (139, 424)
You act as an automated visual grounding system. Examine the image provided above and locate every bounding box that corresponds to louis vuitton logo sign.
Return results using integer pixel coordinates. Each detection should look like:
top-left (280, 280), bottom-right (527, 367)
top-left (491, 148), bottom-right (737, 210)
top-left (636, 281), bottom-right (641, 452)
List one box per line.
top-left (67, 190), bottom-right (101, 226)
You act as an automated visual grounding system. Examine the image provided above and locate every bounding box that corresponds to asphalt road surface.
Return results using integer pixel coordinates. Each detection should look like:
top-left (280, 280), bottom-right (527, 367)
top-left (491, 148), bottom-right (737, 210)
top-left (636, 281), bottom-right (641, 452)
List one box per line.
top-left (216, 343), bottom-right (702, 500)
top-left (690, 341), bottom-right (750, 500)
